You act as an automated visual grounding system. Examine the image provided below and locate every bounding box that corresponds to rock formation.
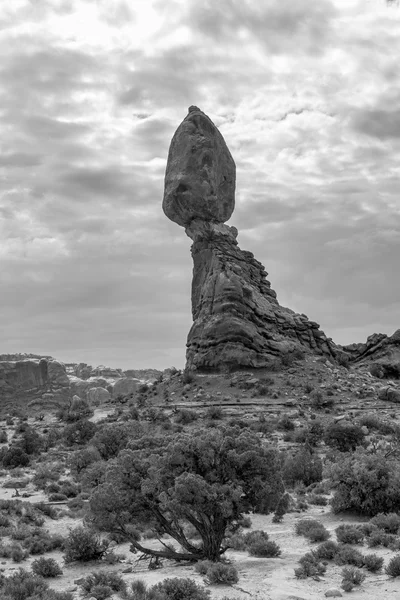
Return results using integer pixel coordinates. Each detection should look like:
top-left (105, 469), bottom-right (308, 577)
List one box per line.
top-left (342, 329), bottom-right (400, 377)
top-left (0, 357), bottom-right (71, 407)
top-left (163, 107), bottom-right (338, 371)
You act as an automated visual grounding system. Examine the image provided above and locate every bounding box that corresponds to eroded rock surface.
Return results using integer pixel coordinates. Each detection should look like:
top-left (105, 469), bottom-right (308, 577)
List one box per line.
top-left (163, 107), bottom-right (337, 371)
top-left (0, 358), bottom-right (71, 405)
top-left (163, 106), bottom-right (235, 227)
top-left (185, 220), bottom-right (335, 370)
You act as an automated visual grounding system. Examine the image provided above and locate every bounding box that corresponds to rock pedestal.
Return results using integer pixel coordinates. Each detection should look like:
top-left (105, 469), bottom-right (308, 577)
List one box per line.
top-left (163, 107), bottom-right (336, 371)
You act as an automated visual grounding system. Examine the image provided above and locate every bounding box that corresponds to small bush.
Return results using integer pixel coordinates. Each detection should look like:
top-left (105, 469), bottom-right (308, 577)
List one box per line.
top-left (295, 552), bottom-right (327, 579)
top-left (295, 519), bottom-right (330, 542)
top-left (385, 554), bottom-right (400, 577)
top-left (341, 566), bottom-right (366, 591)
top-left (334, 545), bottom-right (364, 567)
top-left (63, 526), bottom-right (108, 563)
top-left (370, 513), bottom-right (400, 534)
top-left (2, 568), bottom-right (48, 599)
top-left (152, 577), bottom-right (211, 600)
top-left (277, 414), bottom-right (295, 431)
top-left (314, 540), bottom-right (339, 560)
top-left (335, 524), bottom-right (364, 545)
top-left (205, 406), bottom-right (223, 420)
top-left (367, 530), bottom-right (396, 548)
top-left (80, 571), bottom-right (126, 595)
top-left (282, 446), bottom-right (323, 487)
top-left (31, 557), bottom-right (63, 577)
top-left (204, 563), bottom-right (239, 584)
top-left (3, 447), bottom-right (30, 469)
top-left (174, 409), bottom-right (198, 425)
top-left (247, 539), bottom-right (281, 557)
top-left (308, 494), bottom-right (328, 506)
top-left (363, 553), bottom-right (384, 572)
top-left (273, 492), bottom-right (290, 522)
top-left (324, 422), bottom-right (365, 452)
top-left (194, 560), bottom-right (214, 575)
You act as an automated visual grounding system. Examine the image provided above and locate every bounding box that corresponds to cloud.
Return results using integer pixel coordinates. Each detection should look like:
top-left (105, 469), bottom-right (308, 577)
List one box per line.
top-left (0, 0), bottom-right (400, 369)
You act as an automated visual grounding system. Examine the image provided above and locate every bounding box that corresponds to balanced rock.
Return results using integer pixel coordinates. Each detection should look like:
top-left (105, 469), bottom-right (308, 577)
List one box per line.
top-left (163, 108), bottom-right (337, 371)
top-left (163, 106), bottom-right (235, 227)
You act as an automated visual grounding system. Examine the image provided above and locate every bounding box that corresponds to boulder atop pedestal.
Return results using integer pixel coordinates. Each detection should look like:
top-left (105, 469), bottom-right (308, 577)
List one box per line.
top-left (163, 106), bottom-right (235, 227)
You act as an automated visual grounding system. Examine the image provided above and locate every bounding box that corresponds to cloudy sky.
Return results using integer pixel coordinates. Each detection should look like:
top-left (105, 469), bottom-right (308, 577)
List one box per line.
top-left (0, 0), bottom-right (399, 370)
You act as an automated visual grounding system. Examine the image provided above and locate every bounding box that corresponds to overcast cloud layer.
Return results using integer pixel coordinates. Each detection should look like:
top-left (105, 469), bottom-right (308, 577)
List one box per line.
top-left (0, 0), bottom-right (399, 369)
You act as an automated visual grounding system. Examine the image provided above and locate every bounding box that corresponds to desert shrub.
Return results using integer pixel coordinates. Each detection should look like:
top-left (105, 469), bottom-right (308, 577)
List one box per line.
top-left (358, 414), bottom-right (394, 435)
top-left (80, 571), bottom-right (126, 595)
top-left (91, 424), bottom-right (129, 460)
top-left (80, 460), bottom-right (108, 491)
top-left (31, 557), bottom-right (63, 577)
top-left (363, 553), bottom-right (384, 572)
top-left (273, 492), bottom-right (291, 522)
top-left (335, 524), bottom-right (364, 545)
top-left (182, 370), bottom-right (196, 384)
top-left (58, 480), bottom-right (79, 498)
top-left (310, 389), bottom-right (333, 409)
top-left (314, 540), bottom-right (339, 560)
top-left (328, 451), bottom-right (400, 516)
top-left (341, 566), bottom-right (366, 591)
top-left (308, 494), bottom-right (328, 506)
top-left (277, 414), bottom-right (295, 431)
top-left (18, 426), bottom-right (42, 455)
top-left (367, 530), bottom-right (396, 548)
top-left (370, 512), bottom-right (400, 534)
top-left (10, 543), bottom-right (29, 562)
top-left (224, 532), bottom-right (246, 551)
top-left (69, 446), bottom-right (102, 476)
top-left (17, 527), bottom-right (64, 555)
top-left (3, 447), bottom-right (29, 469)
top-left (63, 526), bottom-right (108, 563)
top-left (174, 409), bottom-right (198, 425)
top-left (282, 445), bottom-right (323, 487)
top-left (33, 502), bottom-right (58, 519)
top-left (32, 465), bottom-right (61, 490)
top-left (336, 353), bottom-right (350, 368)
top-left (63, 419), bottom-right (97, 447)
top-left (204, 563), bottom-right (239, 584)
top-left (57, 397), bottom-right (93, 423)
top-left (385, 554), bottom-right (400, 577)
top-left (295, 519), bottom-right (330, 542)
top-left (334, 545), bottom-right (364, 567)
top-left (295, 552), bottom-right (327, 579)
top-left (1, 568), bottom-right (48, 599)
top-left (205, 406), bottom-right (223, 420)
top-left (305, 421), bottom-right (325, 446)
top-left (152, 577), bottom-right (211, 600)
top-left (194, 560), bottom-right (214, 575)
top-left (247, 538), bottom-right (281, 557)
top-left (324, 422), bottom-right (365, 452)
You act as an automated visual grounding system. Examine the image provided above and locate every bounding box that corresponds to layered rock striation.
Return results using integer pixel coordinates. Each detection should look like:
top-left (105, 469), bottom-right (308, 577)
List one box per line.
top-left (0, 357), bottom-right (71, 405)
top-left (163, 107), bottom-right (337, 371)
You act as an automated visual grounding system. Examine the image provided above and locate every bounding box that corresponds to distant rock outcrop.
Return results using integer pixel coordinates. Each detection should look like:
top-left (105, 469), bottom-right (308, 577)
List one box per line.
top-left (342, 329), bottom-right (400, 377)
top-left (0, 358), bottom-right (71, 406)
top-left (163, 107), bottom-right (337, 371)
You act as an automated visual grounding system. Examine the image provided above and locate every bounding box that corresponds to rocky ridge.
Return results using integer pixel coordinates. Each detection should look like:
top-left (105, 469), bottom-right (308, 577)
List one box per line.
top-left (0, 355), bottom-right (162, 410)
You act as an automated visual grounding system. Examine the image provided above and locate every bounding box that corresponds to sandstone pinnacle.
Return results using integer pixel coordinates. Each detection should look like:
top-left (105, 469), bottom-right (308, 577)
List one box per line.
top-left (162, 106), bottom-right (236, 227)
top-left (163, 108), bottom-right (337, 371)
